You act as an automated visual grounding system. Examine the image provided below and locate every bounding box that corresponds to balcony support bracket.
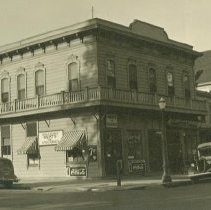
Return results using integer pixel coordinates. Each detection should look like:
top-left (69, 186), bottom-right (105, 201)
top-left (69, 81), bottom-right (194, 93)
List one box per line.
top-left (21, 122), bottom-right (26, 130)
top-left (69, 117), bottom-right (76, 126)
top-left (44, 120), bottom-right (50, 128)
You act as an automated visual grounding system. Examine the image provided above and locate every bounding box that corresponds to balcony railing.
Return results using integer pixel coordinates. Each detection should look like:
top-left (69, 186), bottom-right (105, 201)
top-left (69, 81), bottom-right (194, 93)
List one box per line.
top-left (0, 87), bottom-right (207, 115)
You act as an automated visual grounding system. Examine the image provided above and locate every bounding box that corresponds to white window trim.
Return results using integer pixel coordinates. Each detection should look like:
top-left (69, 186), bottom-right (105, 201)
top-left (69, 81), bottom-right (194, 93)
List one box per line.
top-left (0, 71), bottom-right (11, 103)
top-left (34, 62), bottom-right (46, 96)
top-left (66, 54), bottom-right (80, 91)
top-left (15, 67), bottom-right (27, 99)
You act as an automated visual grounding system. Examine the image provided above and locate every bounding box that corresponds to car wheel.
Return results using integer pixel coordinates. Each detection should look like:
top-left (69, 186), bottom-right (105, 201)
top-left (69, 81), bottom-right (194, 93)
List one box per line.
top-left (4, 181), bottom-right (13, 188)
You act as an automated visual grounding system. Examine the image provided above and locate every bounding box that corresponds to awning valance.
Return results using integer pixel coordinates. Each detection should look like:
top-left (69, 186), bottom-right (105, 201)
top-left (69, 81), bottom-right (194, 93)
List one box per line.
top-left (55, 130), bottom-right (86, 151)
top-left (17, 137), bottom-right (38, 155)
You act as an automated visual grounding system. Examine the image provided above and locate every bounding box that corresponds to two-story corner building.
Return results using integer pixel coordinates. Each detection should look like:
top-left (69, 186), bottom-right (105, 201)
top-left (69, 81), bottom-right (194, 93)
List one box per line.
top-left (0, 18), bottom-right (207, 178)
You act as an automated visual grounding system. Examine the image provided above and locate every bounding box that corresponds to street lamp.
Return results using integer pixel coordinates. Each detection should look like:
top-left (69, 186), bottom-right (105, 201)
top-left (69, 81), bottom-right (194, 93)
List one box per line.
top-left (158, 97), bottom-right (172, 184)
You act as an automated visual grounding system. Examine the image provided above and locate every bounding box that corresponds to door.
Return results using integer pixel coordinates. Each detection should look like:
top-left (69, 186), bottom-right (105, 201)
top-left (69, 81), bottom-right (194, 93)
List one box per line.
top-left (148, 130), bottom-right (162, 172)
top-left (104, 129), bottom-right (122, 176)
top-left (167, 130), bottom-right (183, 173)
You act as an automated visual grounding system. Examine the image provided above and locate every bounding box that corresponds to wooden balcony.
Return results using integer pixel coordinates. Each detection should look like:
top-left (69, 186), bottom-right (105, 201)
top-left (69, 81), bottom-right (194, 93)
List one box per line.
top-left (0, 87), bottom-right (207, 117)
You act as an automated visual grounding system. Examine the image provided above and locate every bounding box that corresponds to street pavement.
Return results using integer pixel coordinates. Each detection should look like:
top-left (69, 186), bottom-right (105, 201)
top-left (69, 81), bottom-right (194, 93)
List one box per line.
top-left (13, 174), bottom-right (192, 192)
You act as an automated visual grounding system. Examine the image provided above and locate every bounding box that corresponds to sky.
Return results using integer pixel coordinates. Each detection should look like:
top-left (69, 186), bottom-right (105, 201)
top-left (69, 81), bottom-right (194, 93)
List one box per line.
top-left (0, 0), bottom-right (210, 52)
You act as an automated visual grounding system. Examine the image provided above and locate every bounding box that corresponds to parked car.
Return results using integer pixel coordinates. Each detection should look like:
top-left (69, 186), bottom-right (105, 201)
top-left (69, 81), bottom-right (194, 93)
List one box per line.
top-left (188, 142), bottom-right (211, 182)
top-left (0, 157), bottom-right (18, 188)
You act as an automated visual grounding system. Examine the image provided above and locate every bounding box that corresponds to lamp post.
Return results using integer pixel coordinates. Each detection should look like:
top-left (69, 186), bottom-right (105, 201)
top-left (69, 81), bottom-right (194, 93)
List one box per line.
top-left (158, 97), bottom-right (172, 184)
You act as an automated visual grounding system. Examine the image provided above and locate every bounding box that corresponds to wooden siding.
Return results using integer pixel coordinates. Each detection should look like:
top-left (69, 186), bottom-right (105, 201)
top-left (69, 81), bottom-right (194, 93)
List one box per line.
top-left (0, 38), bottom-right (98, 103)
top-left (4, 112), bottom-right (100, 178)
top-left (97, 36), bottom-right (195, 99)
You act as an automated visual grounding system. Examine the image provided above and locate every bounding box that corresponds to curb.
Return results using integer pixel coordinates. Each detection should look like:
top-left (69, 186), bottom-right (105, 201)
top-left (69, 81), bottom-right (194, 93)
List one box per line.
top-left (162, 180), bottom-right (192, 188)
top-left (89, 185), bottom-right (146, 192)
top-left (18, 179), bottom-right (193, 192)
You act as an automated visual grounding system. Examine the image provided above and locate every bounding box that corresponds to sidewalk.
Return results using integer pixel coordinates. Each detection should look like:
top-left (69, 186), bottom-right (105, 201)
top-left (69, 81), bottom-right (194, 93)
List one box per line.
top-left (14, 174), bottom-right (192, 192)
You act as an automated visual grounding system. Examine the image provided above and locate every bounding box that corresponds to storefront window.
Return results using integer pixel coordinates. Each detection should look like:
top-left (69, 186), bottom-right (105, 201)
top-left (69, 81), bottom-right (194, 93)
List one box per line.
top-left (127, 130), bottom-right (142, 160)
top-left (1, 125), bottom-right (11, 156)
top-left (66, 144), bottom-right (88, 163)
top-left (26, 122), bottom-right (39, 167)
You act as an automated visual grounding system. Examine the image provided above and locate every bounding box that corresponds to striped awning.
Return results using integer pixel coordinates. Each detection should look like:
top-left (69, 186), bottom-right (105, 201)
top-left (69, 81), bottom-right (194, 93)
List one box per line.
top-left (55, 130), bottom-right (86, 151)
top-left (17, 137), bottom-right (38, 155)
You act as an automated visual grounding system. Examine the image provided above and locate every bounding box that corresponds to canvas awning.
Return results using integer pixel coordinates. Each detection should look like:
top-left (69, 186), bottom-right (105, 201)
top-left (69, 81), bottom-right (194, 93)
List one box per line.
top-left (17, 137), bottom-right (38, 155)
top-left (55, 130), bottom-right (86, 151)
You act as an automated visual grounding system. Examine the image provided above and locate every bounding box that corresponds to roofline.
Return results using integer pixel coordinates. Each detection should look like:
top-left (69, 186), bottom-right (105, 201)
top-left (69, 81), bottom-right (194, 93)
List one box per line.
top-left (0, 18), bottom-right (201, 57)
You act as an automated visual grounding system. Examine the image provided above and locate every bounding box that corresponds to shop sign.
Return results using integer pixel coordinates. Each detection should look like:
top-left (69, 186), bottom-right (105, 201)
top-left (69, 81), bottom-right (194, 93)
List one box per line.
top-left (167, 119), bottom-right (198, 128)
top-left (69, 167), bottom-right (87, 176)
top-left (128, 160), bottom-right (145, 174)
top-left (39, 130), bottom-right (63, 146)
top-left (88, 145), bottom-right (97, 162)
top-left (106, 114), bottom-right (118, 128)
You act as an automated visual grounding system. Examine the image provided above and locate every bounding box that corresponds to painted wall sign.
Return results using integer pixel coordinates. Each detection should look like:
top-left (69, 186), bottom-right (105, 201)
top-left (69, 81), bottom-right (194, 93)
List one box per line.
top-left (39, 130), bottom-right (63, 146)
top-left (106, 114), bottom-right (118, 128)
top-left (69, 167), bottom-right (87, 176)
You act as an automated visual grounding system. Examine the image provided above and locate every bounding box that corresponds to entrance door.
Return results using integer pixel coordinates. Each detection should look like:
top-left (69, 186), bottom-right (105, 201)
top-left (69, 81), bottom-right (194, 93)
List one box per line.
top-left (167, 130), bottom-right (183, 173)
top-left (148, 130), bottom-right (162, 172)
top-left (104, 129), bottom-right (122, 176)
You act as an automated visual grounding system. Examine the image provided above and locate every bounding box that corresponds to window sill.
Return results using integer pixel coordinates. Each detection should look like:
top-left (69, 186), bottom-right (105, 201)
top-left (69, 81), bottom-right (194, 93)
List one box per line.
top-left (28, 164), bottom-right (39, 167)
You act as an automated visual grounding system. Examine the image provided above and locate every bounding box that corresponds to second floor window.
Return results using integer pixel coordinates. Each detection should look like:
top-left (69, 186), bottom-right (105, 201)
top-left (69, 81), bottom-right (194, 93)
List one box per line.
top-left (183, 72), bottom-right (191, 98)
top-left (17, 74), bottom-right (25, 100)
top-left (167, 72), bottom-right (174, 96)
top-left (129, 64), bottom-right (138, 90)
top-left (35, 70), bottom-right (44, 96)
top-left (149, 68), bottom-right (157, 93)
top-left (107, 60), bottom-right (116, 88)
top-left (1, 78), bottom-right (9, 103)
top-left (1, 125), bottom-right (11, 156)
top-left (68, 62), bottom-right (79, 91)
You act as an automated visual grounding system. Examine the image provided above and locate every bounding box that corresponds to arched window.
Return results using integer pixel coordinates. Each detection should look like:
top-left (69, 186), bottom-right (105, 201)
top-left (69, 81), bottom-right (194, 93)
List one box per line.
top-left (148, 68), bottom-right (157, 93)
top-left (106, 59), bottom-right (116, 88)
top-left (1, 78), bottom-right (9, 103)
top-left (17, 74), bottom-right (25, 100)
top-left (183, 72), bottom-right (190, 98)
top-left (129, 64), bottom-right (137, 90)
top-left (35, 70), bottom-right (44, 96)
top-left (68, 62), bottom-right (79, 91)
top-left (167, 72), bottom-right (174, 96)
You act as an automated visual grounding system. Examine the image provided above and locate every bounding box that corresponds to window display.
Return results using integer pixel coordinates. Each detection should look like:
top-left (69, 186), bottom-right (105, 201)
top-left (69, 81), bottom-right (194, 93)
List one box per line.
top-left (127, 130), bottom-right (142, 160)
top-left (127, 130), bottom-right (145, 174)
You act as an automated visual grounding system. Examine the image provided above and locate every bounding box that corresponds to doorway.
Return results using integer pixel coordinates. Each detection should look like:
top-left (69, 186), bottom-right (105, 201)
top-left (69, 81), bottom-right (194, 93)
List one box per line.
top-left (104, 129), bottom-right (122, 176)
top-left (167, 130), bottom-right (183, 173)
top-left (148, 130), bottom-right (162, 172)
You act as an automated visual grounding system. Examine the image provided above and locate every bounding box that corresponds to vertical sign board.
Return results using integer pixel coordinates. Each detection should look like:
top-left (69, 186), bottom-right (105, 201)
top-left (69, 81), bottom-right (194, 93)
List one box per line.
top-left (106, 114), bottom-right (118, 128)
